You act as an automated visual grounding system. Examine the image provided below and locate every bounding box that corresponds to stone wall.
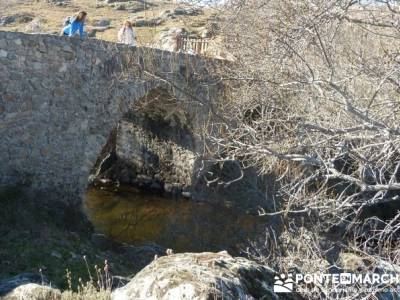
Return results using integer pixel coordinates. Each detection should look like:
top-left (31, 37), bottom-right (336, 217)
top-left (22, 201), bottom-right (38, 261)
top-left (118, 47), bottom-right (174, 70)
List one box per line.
top-left (0, 31), bottom-right (223, 206)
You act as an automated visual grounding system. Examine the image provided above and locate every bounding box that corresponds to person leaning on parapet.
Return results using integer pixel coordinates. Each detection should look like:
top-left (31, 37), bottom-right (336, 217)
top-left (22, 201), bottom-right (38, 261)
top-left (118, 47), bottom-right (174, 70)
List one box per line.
top-left (117, 20), bottom-right (137, 46)
top-left (62, 11), bottom-right (87, 38)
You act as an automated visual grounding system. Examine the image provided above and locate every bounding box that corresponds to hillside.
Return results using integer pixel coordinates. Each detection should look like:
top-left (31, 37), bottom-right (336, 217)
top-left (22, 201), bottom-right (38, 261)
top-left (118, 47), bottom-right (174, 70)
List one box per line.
top-left (0, 0), bottom-right (215, 45)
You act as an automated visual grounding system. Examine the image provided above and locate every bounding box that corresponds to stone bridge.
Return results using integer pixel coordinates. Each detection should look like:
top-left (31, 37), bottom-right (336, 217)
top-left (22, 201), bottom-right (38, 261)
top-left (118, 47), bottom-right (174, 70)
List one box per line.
top-left (0, 31), bottom-right (225, 206)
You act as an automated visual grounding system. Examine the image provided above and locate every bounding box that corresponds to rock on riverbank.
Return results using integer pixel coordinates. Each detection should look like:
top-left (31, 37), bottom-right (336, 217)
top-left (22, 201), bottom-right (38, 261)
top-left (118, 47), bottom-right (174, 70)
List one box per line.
top-left (112, 251), bottom-right (302, 300)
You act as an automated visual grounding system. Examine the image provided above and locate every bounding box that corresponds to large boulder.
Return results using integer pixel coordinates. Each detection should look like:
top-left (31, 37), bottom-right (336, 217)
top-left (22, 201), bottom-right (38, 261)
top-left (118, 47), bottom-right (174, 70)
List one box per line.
top-left (153, 27), bottom-right (185, 52)
top-left (2, 283), bottom-right (61, 300)
top-left (159, 7), bottom-right (203, 19)
top-left (0, 273), bottom-right (48, 297)
top-left (172, 7), bottom-right (202, 16)
top-left (45, 0), bottom-right (70, 6)
top-left (134, 17), bottom-right (164, 27)
top-left (105, 0), bottom-right (155, 12)
top-left (112, 251), bottom-right (301, 300)
top-left (24, 18), bottom-right (45, 33)
top-left (115, 116), bottom-right (196, 190)
top-left (92, 18), bottom-right (111, 27)
top-left (0, 14), bottom-right (34, 26)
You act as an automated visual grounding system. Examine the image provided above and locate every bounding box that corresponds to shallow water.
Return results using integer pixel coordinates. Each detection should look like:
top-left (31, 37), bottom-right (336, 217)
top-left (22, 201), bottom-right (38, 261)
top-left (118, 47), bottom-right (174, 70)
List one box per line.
top-left (84, 186), bottom-right (264, 253)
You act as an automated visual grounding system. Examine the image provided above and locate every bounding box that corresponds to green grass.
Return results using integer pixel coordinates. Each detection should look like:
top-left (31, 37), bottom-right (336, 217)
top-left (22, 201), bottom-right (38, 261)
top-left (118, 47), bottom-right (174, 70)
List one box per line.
top-left (0, 187), bottom-right (137, 290)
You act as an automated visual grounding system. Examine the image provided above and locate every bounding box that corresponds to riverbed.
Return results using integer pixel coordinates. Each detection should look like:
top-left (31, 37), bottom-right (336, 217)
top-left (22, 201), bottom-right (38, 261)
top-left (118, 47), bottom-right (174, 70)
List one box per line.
top-left (85, 186), bottom-right (265, 254)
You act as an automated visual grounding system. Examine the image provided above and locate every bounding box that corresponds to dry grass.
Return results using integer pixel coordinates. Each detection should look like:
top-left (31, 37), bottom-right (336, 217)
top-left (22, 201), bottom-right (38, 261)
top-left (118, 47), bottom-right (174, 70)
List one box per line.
top-left (61, 289), bottom-right (111, 300)
top-left (60, 261), bottom-right (113, 300)
top-left (0, 0), bottom-right (214, 44)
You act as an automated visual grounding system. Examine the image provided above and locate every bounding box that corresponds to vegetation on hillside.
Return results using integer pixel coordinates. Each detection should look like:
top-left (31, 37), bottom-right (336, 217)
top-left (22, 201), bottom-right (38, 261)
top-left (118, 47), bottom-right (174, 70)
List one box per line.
top-left (0, 0), bottom-right (214, 44)
top-left (0, 187), bottom-right (139, 291)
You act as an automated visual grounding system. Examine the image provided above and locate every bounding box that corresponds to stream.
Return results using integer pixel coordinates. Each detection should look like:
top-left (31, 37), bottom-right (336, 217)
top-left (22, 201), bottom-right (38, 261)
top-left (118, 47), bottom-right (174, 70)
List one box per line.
top-left (84, 186), bottom-right (265, 254)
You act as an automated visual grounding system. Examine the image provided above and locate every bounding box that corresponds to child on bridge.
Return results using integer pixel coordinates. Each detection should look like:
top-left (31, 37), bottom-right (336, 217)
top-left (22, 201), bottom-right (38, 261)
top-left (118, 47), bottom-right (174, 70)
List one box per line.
top-left (118, 21), bottom-right (137, 46)
top-left (62, 11), bottom-right (87, 38)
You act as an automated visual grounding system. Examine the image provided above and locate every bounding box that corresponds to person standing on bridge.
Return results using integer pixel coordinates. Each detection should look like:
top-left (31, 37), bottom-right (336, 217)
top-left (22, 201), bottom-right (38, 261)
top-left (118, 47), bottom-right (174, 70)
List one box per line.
top-left (62, 11), bottom-right (87, 38)
top-left (117, 21), bottom-right (137, 46)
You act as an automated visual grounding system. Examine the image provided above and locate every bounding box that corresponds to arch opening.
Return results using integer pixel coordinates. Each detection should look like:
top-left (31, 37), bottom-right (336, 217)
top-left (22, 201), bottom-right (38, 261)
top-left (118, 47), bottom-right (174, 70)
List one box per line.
top-left (83, 88), bottom-right (266, 254)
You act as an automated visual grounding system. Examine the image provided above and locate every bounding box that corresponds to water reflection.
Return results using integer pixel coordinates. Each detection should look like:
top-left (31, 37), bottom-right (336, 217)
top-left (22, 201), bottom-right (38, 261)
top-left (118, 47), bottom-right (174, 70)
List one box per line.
top-left (85, 186), bottom-right (265, 253)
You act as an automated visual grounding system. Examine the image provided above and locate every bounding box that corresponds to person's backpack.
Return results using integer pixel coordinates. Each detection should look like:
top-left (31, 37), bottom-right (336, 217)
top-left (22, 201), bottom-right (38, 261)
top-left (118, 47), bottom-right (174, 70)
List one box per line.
top-left (63, 16), bottom-right (72, 27)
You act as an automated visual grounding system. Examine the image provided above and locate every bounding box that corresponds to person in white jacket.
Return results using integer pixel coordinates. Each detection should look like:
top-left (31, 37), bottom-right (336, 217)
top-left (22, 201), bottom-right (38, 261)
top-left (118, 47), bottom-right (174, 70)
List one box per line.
top-left (118, 21), bottom-right (137, 46)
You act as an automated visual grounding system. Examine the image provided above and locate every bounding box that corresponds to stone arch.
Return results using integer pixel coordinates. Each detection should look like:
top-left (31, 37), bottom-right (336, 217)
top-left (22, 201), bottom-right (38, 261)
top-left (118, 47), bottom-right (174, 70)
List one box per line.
top-left (0, 31), bottom-right (222, 209)
top-left (89, 86), bottom-right (201, 194)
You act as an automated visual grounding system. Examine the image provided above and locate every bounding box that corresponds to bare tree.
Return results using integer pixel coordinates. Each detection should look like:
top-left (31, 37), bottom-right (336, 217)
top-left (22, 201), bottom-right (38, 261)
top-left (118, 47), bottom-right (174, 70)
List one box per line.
top-left (206, 0), bottom-right (400, 298)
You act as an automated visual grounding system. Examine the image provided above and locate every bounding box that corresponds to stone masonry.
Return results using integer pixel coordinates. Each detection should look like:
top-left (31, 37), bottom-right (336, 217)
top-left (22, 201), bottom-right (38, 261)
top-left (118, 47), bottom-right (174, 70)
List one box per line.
top-left (0, 31), bottom-right (223, 206)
